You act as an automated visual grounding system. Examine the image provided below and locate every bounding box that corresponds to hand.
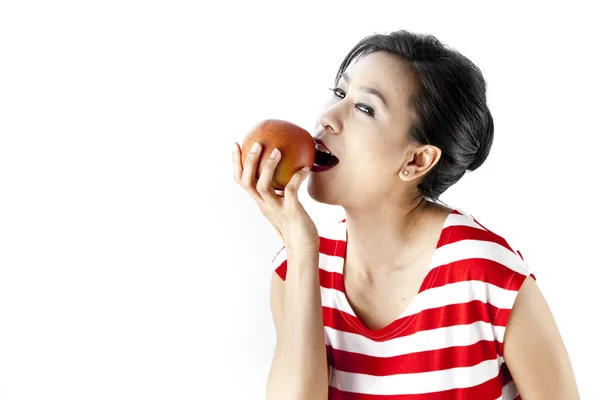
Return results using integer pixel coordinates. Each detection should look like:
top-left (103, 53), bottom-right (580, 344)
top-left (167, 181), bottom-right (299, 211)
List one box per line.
top-left (232, 141), bottom-right (319, 254)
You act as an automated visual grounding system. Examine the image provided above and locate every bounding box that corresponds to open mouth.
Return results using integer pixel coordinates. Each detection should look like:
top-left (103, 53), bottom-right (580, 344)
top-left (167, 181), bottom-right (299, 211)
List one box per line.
top-left (312, 139), bottom-right (339, 172)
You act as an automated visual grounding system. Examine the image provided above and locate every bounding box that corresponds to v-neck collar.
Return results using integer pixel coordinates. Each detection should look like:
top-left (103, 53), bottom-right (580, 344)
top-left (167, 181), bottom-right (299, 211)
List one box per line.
top-left (331, 208), bottom-right (456, 341)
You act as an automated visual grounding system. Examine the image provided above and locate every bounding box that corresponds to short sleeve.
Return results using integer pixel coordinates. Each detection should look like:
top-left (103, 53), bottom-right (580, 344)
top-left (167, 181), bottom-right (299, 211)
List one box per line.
top-left (270, 245), bottom-right (288, 281)
top-left (489, 245), bottom-right (534, 356)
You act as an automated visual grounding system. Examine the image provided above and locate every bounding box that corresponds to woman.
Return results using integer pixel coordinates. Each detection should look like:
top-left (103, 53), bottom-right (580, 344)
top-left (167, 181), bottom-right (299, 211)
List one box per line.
top-left (232, 30), bottom-right (579, 399)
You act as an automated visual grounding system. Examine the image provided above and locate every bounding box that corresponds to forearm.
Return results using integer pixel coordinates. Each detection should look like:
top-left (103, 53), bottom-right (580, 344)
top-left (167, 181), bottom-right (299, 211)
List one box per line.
top-left (267, 251), bottom-right (328, 400)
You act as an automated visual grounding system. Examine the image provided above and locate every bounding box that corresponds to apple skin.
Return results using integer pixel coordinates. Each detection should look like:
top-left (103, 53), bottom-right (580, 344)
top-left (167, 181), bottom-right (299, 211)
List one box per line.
top-left (241, 119), bottom-right (316, 191)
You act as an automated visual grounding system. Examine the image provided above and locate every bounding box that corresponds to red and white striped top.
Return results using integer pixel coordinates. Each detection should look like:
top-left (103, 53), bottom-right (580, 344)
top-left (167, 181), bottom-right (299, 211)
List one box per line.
top-left (271, 208), bottom-right (533, 399)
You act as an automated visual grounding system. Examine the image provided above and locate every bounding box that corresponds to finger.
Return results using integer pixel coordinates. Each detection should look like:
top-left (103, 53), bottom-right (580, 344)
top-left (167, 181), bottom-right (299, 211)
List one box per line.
top-left (256, 148), bottom-right (282, 206)
top-left (240, 141), bottom-right (261, 189)
top-left (283, 166), bottom-right (310, 202)
top-left (232, 142), bottom-right (243, 183)
top-left (240, 142), bottom-right (266, 204)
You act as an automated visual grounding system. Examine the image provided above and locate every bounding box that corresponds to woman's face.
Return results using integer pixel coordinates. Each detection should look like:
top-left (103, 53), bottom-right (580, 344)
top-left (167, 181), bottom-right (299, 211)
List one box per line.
top-left (307, 50), bottom-right (427, 208)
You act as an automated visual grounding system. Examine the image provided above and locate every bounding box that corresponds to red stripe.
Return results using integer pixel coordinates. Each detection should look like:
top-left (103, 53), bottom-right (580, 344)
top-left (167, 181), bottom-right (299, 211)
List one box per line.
top-left (426, 258), bottom-right (528, 292)
top-left (275, 263), bottom-right (346, 289)
top-left (327, 340), bottom-right (498, 375)
top-left (330, 223), bottom-right (522, 275)
top-left (444, 224), bottom-right (514, 253)
top-left (494, 308), bottom-right (513, 332)
top-left (335, 239), bottom-right (347, 258)
top-left (282, 255), bottom-right (527, 299)
top-left (323, 300), bottom-right (501, 341)
top-left (319, 269), bottom-right (345, 291)
top-left (328, 371), bottom-right (503, 399)
top-left (320, 236), bottom-right (341, 256)
top-left (273, 236), bottom-right (342, 281)
top-left (274, 260), bottom-right (287, 281)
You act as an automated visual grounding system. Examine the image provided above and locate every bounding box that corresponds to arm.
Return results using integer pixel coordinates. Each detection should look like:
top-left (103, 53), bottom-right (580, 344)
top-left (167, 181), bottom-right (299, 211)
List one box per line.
top-left (232, 140), bottom-right (326, 398)
top-left (266, 251), bottom-right (329, 400)
top-left (504, 275), bottom-right (580, 399)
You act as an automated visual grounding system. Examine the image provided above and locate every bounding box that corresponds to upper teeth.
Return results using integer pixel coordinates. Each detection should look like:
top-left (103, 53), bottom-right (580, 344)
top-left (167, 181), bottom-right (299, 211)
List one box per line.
top-left (315, 143), bottom-right (333, 155)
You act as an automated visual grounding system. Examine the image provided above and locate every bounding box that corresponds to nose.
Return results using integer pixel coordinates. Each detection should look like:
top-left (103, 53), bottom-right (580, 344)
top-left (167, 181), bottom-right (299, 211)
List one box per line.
top-left (318, 101), bottom-right (343, 135)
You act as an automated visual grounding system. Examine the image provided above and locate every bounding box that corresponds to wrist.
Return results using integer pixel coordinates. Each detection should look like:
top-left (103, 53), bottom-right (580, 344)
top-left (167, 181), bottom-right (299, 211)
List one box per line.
top-left (283, 234), bottom-right (319, 256)
top-left (285, 244), bottom-right (319, 260)
top-left (285, 249), bottom-right (320, 278)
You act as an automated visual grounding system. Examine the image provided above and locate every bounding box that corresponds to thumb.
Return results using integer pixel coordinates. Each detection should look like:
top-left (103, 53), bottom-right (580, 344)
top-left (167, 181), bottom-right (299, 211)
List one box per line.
top-left (284, 166), bottom-right (311, 199)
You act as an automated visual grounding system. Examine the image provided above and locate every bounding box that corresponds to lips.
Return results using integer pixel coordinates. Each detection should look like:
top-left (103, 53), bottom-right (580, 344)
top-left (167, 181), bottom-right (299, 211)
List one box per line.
top-left (312, 138), bottom-right (339, 172)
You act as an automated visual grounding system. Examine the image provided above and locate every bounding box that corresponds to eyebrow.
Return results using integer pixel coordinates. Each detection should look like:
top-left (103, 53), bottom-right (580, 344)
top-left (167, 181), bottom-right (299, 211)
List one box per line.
top-left (341, 72), bottom-right (388, 107)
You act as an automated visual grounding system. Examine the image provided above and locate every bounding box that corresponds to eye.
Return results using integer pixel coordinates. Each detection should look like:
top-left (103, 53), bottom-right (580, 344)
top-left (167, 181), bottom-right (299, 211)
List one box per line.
top-left (328, 87), bottom-right (376, 117)
top-left (329, 87), bottom-right (345, 99)
top-left (355, 103), bottom-right (375, 116)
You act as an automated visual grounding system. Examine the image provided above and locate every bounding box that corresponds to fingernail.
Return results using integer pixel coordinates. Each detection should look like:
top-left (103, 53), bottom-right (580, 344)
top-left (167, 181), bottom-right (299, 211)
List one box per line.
top-left (232, 143), bottom-right (238, 153)
top-left (251, 142), bottom-right (260, 153)
top-left (301, 166), bottom-right (310, 173)
top-left (270, 148), bottom-right (279, 159)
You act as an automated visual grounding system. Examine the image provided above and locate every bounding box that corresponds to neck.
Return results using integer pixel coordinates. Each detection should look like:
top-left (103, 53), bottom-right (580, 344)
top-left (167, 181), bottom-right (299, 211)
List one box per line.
top-left (342, 197), bottom-right (434, 274)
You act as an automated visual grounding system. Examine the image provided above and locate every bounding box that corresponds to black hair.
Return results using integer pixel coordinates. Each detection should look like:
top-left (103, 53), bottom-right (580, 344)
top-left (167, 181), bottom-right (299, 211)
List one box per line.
top-left (335, 30), bottom-right (494, 203)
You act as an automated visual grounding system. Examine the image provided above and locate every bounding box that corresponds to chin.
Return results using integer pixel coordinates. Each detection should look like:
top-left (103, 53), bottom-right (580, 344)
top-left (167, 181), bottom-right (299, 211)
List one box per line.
top-left (306, 174), bottom-right (339, 205)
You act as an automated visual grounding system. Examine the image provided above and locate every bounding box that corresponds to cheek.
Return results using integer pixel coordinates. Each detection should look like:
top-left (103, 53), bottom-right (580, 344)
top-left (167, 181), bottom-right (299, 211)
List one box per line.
top-left (353, 139), bottom-right (397, 164)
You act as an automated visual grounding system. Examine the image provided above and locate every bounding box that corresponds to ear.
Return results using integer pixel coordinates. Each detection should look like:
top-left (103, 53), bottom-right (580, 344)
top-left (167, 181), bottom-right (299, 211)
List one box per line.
top-left (400, 145), bottom-right (442, 180)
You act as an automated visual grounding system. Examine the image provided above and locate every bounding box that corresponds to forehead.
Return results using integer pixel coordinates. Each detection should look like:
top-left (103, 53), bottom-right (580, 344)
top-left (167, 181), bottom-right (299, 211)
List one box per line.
top-left (343, 51), bottom-right (419, 107)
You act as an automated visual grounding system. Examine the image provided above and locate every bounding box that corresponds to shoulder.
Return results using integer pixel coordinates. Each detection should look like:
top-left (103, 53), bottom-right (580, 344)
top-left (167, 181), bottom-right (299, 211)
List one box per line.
top-left (270, 217), bottom-right (346, 281)
top-left (441, 209), bottom-right (535, 341)
top-left (417, 208), bottom-right (536, 359)
top-left (443, 208), bottom-right (534, 288)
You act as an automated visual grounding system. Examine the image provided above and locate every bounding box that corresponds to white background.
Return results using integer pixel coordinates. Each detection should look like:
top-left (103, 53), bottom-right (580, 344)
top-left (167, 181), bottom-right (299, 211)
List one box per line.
top-left (1, 1), bottom-right (598, 399)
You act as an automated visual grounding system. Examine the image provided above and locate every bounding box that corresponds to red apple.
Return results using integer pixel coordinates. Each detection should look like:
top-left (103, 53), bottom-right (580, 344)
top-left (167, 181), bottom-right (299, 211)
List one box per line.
top-left (241, 119), bottom-right (315, 191)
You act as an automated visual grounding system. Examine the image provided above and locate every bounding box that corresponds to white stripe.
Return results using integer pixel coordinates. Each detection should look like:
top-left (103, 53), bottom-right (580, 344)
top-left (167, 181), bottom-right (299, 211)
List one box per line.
top-left (433, 238), bottom-right (529, 276)
top-left (319, 222), bottom-right (529, 278)
top-left (324, 320), bottom-right (499, 358)
top-left (403, 279), bottom-right (519, 318)
top-left (282, 211), bottom-right (528, 278)
top-left (271, 246), bottom-right (287, 270)
top-left (322, 279), bottom-right (513, 346)
top-left (330, 356), bottom-right (502, 395)
top-left (319, 218), bottom-right (347, 240)
top-left (320, 279), bottom-right (518, 327)
top-left (319, 252), bottom-right (344, 274)
top-left (493, 325), bottom-right (507, 344)
top-left (321, 286), bottom-right (356, 316)
top-left (446, 211), bottom-right (487, 231)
